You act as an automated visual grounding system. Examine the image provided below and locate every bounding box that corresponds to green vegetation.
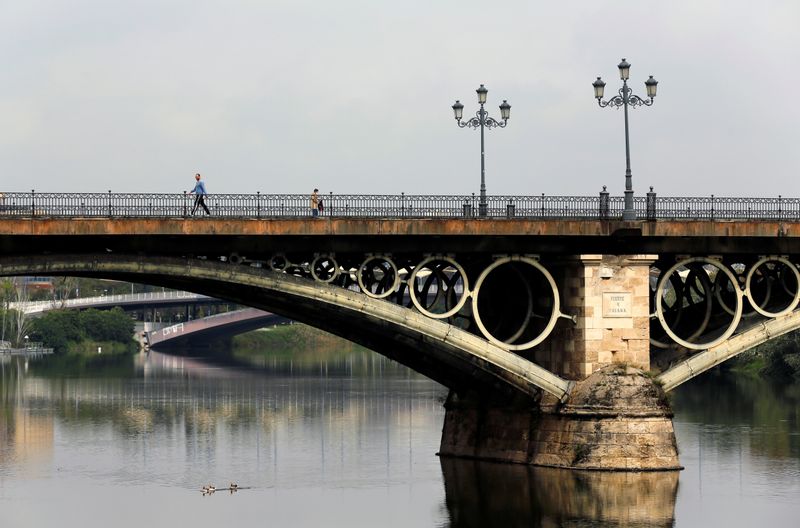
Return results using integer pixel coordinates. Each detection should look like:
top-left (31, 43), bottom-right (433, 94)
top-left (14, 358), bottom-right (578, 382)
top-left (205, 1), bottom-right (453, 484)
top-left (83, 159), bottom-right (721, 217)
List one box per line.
top-left (728, 332), bottom-right (800, 383)
top-left (232, 323), bottom-right (368, 361)
top-left (28, 307), bottom-right (137, 356)
top-left (25, 352), bottom-right (136, 378)
top-left (229, 323), bottom-right (426, 378)
top-left (234, 323), bottom-right (361, 352)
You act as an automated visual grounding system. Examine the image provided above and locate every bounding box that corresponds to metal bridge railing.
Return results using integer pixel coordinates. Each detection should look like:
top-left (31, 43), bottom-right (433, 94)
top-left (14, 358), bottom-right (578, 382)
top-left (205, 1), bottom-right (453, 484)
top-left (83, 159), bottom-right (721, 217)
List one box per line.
top-left (10, 291), bottom-right (212, 314)
top-left (0, 191), bottom-right (798, 221)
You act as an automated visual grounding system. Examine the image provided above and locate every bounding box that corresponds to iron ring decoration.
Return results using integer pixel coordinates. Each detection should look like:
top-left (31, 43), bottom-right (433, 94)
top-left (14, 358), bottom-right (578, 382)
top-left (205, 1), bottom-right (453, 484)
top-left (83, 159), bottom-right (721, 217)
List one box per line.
top-left (714, 265), bottom-right (745, 317)
top-left (269, 253), bottom-right (289, 272)
top-left (781, 262), bottom-right (798, 297)
top-left (680, 265), bottom-right (714, 341)
top-left (407, 256), bottom-right (470, 319)
top-left (357, 254), bottom-right (400, 300)
top-left (471, 255), bottom-right (568, 351)
top-left (650, 264), bottom-right (713, 350)
top-left (655, 257), bottom-right (743, 350)
top-left (743, 261), bottom-right (774, 315)
top-left (311, 254), bottom-right (340, 284)
top-left (744, 256), bottom-right (800, 318)
top-left (501, 264), bottom-right (536, 344)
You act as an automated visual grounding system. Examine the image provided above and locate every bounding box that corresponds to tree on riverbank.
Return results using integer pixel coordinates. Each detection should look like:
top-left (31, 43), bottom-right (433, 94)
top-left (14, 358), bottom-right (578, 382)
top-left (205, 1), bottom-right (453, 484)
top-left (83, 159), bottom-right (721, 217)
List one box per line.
top-left (28, 307), bottom-right (136, 355)
top-left (0, 278), bottom-right (32, 347)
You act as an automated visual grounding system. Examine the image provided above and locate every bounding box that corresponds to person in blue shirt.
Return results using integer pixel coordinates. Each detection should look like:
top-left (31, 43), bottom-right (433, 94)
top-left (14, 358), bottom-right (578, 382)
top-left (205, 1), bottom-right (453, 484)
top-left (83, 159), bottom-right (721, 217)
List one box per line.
top-left (189, 173), bottom-right (210, 215)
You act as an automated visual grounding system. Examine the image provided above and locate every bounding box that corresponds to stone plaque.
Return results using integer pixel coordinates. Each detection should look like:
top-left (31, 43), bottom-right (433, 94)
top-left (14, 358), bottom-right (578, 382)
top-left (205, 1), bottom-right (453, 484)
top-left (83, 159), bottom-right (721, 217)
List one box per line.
top-left (603, 292), bottom-right (632, 318)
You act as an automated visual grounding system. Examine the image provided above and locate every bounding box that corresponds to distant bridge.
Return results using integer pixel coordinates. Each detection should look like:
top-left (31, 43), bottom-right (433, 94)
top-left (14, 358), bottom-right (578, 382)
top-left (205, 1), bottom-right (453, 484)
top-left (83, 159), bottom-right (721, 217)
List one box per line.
top-left (10, 291), bottom-right (220, 315)
top-left (145, 307), bottom-right (285, 349)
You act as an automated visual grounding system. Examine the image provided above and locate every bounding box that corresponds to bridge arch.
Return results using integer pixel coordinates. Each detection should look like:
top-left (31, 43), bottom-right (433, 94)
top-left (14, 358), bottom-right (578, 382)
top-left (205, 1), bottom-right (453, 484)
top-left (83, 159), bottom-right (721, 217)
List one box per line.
top-left (656, 309), bottom-right (800, 391)
top-left (0, 254), bottom-right (571, 400)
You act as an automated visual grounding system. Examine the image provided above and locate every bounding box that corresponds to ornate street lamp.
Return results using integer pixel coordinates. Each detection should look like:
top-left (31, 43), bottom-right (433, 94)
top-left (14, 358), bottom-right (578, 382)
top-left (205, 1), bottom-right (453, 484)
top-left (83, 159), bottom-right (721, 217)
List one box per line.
top-left (594, 59), bottom-right (658, 221)
top-left (452, 84), bottom-right (511, 216)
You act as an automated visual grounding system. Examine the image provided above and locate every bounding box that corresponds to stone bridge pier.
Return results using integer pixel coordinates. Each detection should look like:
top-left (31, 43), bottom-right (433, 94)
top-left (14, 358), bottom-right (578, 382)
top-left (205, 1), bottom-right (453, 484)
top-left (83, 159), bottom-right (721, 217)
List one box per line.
top-left (439, 254), bottom-right (681, 471)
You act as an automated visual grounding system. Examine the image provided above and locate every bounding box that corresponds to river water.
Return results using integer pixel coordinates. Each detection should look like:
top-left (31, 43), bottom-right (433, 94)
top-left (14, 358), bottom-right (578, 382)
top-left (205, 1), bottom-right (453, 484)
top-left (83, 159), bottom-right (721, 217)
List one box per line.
top-left (1, 349), bottom-right (799, 527)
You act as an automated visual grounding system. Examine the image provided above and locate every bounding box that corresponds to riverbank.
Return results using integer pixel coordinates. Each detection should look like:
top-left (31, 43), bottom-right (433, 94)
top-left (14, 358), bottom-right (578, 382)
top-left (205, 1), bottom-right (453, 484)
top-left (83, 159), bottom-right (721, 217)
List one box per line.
top-left (725, 332), bottom-right (800, 383)
top-left (228, 322), bottom-right (424, 378)
top-left (27, 307), bottom-right (138, 357)
top-left (231, 323), bottom-right (370, 365)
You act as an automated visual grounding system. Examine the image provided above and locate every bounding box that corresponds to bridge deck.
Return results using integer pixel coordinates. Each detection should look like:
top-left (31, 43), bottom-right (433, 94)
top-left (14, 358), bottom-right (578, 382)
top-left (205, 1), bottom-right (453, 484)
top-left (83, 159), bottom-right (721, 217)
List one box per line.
top-left (1, 218), bottom-right (798, 255)
top-left (147, 307), bottom-right (282, 348)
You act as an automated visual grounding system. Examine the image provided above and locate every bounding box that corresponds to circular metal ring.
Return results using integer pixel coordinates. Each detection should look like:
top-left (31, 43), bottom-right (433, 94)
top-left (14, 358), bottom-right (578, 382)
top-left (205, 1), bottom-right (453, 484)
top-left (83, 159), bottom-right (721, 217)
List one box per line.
top-left (269, 254), bottom-right (289, 272)
top-left (408, 256), bottom-right (470, 319)
top-left (650, 266), bottom-right (712, 349)
top-left (228, 252), bottom-right (242, 265)
top-left (311, 254), bottom-right (340, 283)
top-left (655, 257), bottom-right (743, 350)
top-left (503, 266), bottom-right (535, 343)
top-left (782, 265), bottom-right (797, 297)
top-left (471, 256), bottom-right (561, 351)
top-left (681, 265), bottom-right (714, 341)
top-left (357, 255), bottom-right (400, 299)
top-left (715, 263), bottom-right (747, 316)
top-left (649, 316), bottom-right (671, 349)
top-left (714, 272), bottom-right (736, 316)
top-left (650, 271), bottom-right (678, 349)
top-left (745, 256), bottom-right (800, 318)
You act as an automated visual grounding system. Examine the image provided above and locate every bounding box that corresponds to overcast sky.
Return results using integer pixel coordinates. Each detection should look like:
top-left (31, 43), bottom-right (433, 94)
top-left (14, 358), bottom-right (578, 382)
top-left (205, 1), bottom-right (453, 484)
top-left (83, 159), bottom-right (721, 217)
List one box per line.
top-left (1, 1), bottom-right (798, 198)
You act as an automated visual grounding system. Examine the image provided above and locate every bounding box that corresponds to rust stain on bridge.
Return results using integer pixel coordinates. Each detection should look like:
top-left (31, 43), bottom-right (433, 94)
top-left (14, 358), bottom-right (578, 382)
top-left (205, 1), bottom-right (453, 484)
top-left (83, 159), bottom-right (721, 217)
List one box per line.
top-left (2, 217), bottom-right (799, 238)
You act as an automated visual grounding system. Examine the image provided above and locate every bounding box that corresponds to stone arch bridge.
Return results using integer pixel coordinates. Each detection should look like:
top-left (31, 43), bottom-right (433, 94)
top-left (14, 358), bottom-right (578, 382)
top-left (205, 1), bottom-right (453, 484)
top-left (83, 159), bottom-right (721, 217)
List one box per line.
top-left (3, 192), bottom-right (800, 470)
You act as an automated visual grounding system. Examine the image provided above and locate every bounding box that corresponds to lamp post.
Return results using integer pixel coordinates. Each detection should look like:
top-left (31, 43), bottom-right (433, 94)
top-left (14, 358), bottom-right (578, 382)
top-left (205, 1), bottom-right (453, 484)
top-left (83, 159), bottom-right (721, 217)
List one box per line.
top-left (593, 59), bottom-right (658, 221)
top-left (452, 84), bottom-right (511, 216)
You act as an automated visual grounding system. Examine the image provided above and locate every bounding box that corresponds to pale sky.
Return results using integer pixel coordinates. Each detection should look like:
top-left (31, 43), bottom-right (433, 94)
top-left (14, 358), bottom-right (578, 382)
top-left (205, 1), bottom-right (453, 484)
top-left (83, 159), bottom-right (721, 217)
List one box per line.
top-left (1, 0), bottom-right (798, 198)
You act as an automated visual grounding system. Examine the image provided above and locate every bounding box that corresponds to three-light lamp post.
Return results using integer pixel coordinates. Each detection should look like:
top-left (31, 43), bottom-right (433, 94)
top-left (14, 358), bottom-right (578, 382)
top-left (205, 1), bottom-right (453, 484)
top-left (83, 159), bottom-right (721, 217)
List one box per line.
top-left (593, 59), bottom-right (658, 221)
top-left (452, 85), bottom-right (511, 216)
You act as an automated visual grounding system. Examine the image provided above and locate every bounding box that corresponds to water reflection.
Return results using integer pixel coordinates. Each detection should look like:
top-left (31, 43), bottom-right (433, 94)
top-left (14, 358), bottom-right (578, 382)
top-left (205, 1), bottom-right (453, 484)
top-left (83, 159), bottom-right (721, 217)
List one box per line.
top-left (672, 373), bottom-right (800, 461)
top-left (441, 459), bottom-right (678, 528)
top-left (2, 351), bottom-right (800, 527)
top-left (0, 371), bottom-right (54, 475)
top-left (0, 352), bottom-right (446, 493)
top-left (671, 374), bottom-right (800, 527)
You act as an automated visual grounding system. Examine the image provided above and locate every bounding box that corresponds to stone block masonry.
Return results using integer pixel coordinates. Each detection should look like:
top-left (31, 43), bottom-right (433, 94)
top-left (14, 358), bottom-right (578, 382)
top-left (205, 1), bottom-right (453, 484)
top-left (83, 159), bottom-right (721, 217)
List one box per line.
top-left (534, 254), bottom-right (657, 380)
top-left (439, 365), bottom-right (681, 471)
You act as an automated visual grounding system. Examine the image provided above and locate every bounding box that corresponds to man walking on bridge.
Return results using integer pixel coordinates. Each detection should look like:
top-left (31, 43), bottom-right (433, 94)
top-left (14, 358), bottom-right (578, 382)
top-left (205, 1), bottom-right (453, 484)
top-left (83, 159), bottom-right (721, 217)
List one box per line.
top-left (189, 173), bottom-right (210, 215)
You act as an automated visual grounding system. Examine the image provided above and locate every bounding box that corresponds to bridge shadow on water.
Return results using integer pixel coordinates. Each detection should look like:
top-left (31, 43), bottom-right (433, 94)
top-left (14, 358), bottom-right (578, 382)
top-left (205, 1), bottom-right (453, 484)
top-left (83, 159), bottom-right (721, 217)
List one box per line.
top-left (141, 345), bottom-right (427, 383)
top-left (440, 458), bottom-right (678, 528)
